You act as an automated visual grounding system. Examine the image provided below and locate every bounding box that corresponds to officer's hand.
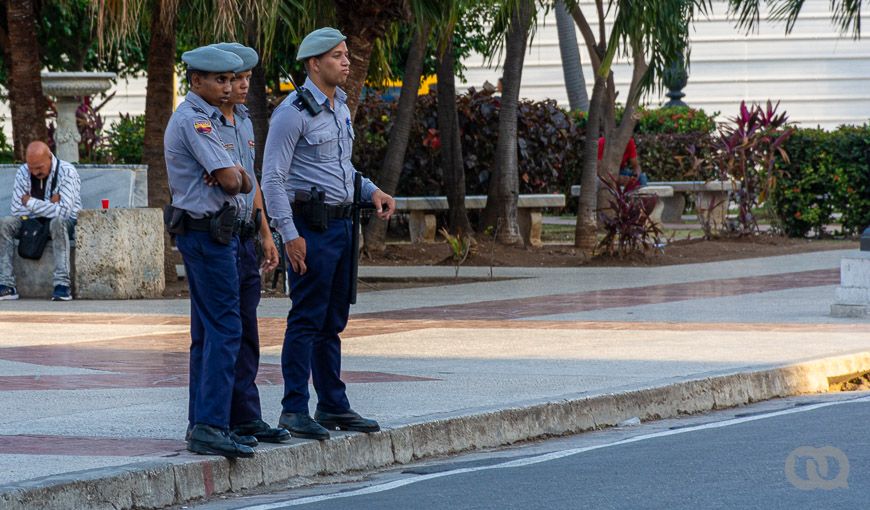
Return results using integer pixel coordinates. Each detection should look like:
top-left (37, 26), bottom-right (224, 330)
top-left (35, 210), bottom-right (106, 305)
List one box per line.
top-left (371, 190), bottom-right (395, 221)
top-left (21, 194), bottom-right (30, 205)
top-left (50, 193), bottom-right (61, 203)
top-left (261, 235), bottom-right (280, 273)
top-left (203, 172), bottom-right (219, 187)
top-left (285, 237), bottom-right (307, 275)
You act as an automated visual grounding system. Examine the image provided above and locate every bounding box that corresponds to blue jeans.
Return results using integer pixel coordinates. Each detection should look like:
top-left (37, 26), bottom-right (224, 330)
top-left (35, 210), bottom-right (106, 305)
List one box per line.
top-left (620, 168), bottom-right (648, 186)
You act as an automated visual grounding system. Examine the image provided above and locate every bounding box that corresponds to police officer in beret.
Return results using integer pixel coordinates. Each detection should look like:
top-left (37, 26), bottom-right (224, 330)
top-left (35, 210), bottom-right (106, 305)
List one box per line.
top-left (262, 27), bottom-right (395, 440)
top-left (207, 42), bottom-right (290, 445)
top-left (164, 45), bottom-right (255, 458)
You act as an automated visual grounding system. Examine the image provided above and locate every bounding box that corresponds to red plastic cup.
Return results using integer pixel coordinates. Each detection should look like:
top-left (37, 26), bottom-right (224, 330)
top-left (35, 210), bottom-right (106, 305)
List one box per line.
top-left (101, 199), bottom-right (109, 209)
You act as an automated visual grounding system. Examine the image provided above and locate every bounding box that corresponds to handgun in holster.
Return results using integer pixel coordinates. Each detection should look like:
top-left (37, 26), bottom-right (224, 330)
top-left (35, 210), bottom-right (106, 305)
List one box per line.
top-left (302, 187), bottom-right (329, 232)
top-left (163, 204), bottom-right (186, 236)
top-left (210, 202), bottom-right (238, 245)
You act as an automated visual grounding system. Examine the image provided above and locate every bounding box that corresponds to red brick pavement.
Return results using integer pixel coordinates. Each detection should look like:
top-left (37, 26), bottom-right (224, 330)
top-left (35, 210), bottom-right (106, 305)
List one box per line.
top-left (357, 269), bottom-right (840, 321)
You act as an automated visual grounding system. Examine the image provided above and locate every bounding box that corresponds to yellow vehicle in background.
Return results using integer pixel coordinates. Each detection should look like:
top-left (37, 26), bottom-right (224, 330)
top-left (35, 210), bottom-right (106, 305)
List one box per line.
top-left (278, 75), bottom-right (437, 97)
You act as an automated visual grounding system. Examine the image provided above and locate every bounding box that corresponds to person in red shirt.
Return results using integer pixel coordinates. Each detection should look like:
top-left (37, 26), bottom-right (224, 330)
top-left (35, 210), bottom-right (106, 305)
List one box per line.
top-left (597, 136), bottom-right (648, 186)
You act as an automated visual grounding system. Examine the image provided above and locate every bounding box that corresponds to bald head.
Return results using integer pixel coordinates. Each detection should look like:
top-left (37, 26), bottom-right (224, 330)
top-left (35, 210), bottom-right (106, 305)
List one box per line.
top-left (25, 141), bottom-right (52, 179)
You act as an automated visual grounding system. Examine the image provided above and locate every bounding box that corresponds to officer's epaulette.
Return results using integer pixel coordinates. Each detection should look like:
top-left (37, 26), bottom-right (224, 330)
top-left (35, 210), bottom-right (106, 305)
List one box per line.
top-left (292, 97), bottom-right (306, 112)
top-left (190, 105), bottom-right (207, 115)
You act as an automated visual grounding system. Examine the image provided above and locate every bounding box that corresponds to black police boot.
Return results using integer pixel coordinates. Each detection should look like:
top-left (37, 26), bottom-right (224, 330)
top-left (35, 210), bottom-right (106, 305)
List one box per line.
top-left (233, 419), bottom-right (291, 444)
top-left (314, 409), bottom-right (380, 433)
top-left (278, 412), bottom-right (330, 440)
top-left (186, 426), bottom-right (257, 447)
top-left (187, 424), bottom-right (255, 458)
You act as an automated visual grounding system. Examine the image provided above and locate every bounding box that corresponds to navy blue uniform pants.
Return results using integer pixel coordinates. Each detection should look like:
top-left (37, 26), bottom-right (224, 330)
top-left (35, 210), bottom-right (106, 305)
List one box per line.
top-left (178, 231), bottom-right (242, 430)
top-left (281, 217), bottom-right (352, 414)
top-left (230, 237), bottom-right (264, 426)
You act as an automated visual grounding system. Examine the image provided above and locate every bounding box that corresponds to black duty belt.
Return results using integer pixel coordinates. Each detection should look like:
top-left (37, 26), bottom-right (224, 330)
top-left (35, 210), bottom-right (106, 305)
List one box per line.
top-left (292, 202), bottom-right (354, 220)
top-left (184, 215), bottom-right (242, 234)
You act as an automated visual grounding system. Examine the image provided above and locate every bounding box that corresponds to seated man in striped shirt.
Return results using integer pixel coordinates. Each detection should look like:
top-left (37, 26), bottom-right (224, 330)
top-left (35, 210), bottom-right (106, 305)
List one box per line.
top-left (0, 141), bottom-right (81, 301)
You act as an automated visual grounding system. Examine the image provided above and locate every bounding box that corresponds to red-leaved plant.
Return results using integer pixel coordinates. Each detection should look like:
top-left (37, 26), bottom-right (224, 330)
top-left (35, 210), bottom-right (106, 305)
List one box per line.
top-left (714, 100), bottom-right (793, 234)
top-left (595, 174), bottom-right (663, 258)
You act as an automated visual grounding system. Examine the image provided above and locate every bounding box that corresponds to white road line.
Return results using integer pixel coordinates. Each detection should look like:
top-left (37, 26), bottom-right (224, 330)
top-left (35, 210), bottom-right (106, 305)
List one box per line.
top-left (239, 395), bottom-right (870, 509)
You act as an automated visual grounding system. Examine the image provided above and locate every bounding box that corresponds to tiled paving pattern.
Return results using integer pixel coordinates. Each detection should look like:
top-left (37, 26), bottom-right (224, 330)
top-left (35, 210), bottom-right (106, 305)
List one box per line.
top-left (0, 267), bottom-right (853, 462)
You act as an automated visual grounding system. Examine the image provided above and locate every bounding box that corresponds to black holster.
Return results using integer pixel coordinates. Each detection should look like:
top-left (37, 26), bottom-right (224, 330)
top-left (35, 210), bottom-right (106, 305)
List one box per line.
top-left (210, 202), bottom-right (238, 245)
top-left (163, 205), bottom-right (186, 235)
top-left (300, 187), bottom-right (329, 232)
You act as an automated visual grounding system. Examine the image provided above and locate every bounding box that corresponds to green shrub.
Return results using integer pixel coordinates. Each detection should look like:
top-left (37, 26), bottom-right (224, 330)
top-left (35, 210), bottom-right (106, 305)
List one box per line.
top-left (830, 125), bottom-right (870, 234)
top-left (635, 106), bottom-right (718, 135)
top-left (773, 124), bottom-right (870, 237)
top-left (105, 113), bottom-right (145, 164)
top-left (772, 129), bottom-right (836, 236)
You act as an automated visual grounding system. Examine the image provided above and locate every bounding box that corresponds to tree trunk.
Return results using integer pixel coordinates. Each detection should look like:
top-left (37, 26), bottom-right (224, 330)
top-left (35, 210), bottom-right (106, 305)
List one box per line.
top-left (143, 0), bottom-right (177, 285)
top-left (555, 0), bottom-right (589, 112)
top-left (6, 0), bottom-right (48, 159)
top-left (574, 75), bottom-right (606, 256)
top-left (338, 31), bottom-right (373, 120)
top-left (483, 0), bottom-right (534, 245)
top-left (436, 35), bottom-right (472, 236)
top-left (334, 1), bottom-right (407, 120)
top-left (245, 17), bottom-right (269, 181)
top-left (364, 23), bottom-right (430, 253)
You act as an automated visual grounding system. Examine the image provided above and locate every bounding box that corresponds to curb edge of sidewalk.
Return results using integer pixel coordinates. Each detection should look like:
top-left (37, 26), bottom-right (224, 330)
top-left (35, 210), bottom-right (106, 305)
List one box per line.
top-left (3, 351), bottom-right (869, 510)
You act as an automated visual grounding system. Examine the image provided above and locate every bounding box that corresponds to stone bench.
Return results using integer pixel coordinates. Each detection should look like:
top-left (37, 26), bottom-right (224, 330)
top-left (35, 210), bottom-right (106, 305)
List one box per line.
top-left (647, 180), bottom-right (738, 225)
top-left (0, 165), bottom-right (163, 299)
top-left (570, 184), bottom-right (674, 227)
top-left (394, 194), bottom-right (566, 247)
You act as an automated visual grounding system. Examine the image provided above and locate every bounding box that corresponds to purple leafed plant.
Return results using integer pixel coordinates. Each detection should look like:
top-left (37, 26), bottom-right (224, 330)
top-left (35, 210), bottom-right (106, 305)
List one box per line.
top-left (595, 173), bottom-right (663, 258)
top-left (714, 100), bottom-right (794, 235)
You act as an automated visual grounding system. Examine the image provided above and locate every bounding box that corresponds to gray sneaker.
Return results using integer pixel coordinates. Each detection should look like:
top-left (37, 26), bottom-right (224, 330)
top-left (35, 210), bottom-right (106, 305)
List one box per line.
top-left (0, 285), bottom-right (19, 300)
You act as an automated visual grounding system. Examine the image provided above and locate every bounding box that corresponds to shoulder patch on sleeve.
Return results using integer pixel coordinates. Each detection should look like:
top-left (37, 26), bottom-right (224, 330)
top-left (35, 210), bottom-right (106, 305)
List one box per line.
top-left (193, 120), bottom-right (213, 134)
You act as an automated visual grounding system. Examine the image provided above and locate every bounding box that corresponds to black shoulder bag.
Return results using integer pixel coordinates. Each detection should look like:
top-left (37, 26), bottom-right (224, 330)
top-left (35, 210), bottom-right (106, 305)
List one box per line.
top-left (17, 160), bottom-right (59, 260)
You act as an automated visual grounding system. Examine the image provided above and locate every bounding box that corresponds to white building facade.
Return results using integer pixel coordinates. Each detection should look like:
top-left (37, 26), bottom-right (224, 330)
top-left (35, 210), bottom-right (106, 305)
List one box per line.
top-left (460, 0), bottom-right (870, 129)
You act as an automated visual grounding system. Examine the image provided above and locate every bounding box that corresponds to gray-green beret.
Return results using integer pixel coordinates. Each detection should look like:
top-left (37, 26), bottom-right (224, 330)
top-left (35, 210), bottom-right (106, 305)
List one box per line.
top-left (211, 42), bottom-right (259, 72)
top-left (182, 46), bottom-right (243, 73)
top-left (296, 27), bottom-right (347, 61)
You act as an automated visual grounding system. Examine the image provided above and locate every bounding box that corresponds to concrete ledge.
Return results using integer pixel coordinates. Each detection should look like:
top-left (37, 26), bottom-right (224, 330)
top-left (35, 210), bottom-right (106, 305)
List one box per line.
top-left (3, 351), bottom-right (869, 510)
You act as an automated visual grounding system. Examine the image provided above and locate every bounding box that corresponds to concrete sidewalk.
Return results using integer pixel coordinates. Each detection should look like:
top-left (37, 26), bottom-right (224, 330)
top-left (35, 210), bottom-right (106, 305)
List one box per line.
top-left (1, 249), bottom-right (869, 509)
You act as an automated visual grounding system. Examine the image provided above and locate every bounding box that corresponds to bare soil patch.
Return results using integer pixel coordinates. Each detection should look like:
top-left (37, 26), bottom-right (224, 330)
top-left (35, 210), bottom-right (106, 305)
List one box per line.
top-left (362, 236), bottom-right (858, 268)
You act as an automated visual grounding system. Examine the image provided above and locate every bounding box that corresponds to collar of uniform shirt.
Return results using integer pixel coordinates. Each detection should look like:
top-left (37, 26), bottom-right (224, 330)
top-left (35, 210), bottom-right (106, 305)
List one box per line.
top-left (185, 91), bottom-right (223, 120)
top-left (303, 77), bottom-right (347, 109)
top-left (234, 104), bottom-right (250, 120)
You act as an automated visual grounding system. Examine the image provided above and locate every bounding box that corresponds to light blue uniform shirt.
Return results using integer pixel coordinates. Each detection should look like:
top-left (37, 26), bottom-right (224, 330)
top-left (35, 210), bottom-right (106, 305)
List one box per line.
top-left (214, 104), bottom-right (258, 220)
top-left (261, 78), bottom-right (377, 242)
top-left (164, 92), bottom-right (244, 218)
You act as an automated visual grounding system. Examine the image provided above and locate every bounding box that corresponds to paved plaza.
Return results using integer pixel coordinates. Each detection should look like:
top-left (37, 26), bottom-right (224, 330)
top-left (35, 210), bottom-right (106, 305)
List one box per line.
top-left (1, 248), bottom-right (869, 508)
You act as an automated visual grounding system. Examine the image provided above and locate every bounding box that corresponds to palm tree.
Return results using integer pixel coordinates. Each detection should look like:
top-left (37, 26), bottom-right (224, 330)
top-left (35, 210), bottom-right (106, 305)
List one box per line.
top-left (364, 20), bottom-right (431, 252)
top-left (482, 0), bottom-right (536, 245)
top-left (3, 0), bottom-right (48, 158)
top-left (725, 0), bottom-right (863, 38)
top-left (555, 0), bottom-right (588, 112)
top-left (334, 0), bottom-right (409, 119)
top-left (566, 0), bottom-right (711, 256)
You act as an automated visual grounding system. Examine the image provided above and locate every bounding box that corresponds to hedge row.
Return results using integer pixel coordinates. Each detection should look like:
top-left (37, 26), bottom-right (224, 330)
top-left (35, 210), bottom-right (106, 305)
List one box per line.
top-left (352, 88), bottom-right (719, 201)
top-left (773, 125), bottom-right (870, 236)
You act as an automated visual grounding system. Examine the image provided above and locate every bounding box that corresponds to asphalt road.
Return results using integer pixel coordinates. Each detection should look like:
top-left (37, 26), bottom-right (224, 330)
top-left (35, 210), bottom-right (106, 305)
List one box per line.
top-left (192, 392), bottom-right (870, 510)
